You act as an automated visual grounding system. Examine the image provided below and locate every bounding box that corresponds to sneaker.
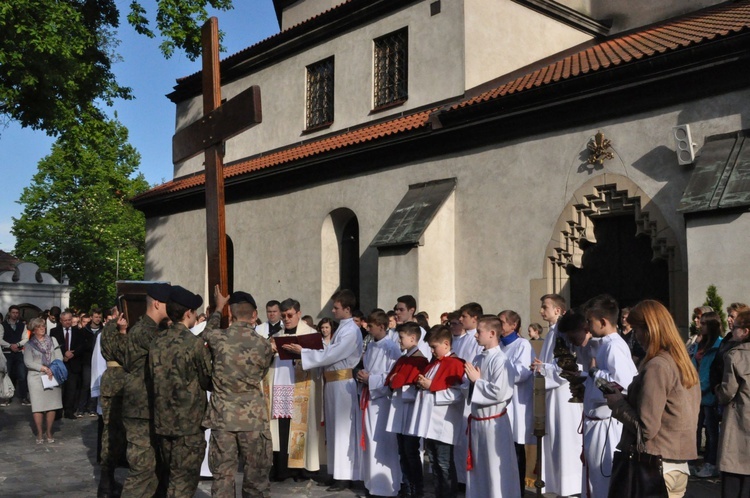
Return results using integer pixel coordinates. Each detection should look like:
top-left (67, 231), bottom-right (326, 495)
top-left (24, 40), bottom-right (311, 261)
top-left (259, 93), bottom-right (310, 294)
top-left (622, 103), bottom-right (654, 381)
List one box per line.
top-left (695, 462), bottom-right (719, 478)
top-left (21, 398), bottom-right (31, 406)
top-left (0, 398), bottom-right (11, 406)
top-left (75, 411), bottom-right (84, 418)
top-left (88, 411), bottom-right (98, 417)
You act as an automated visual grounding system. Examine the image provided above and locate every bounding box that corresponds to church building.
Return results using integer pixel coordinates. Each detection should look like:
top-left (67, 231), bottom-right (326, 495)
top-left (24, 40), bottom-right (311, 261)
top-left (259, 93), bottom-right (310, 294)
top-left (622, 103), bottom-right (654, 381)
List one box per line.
top-left (133, 0), bottom-right (750, 330)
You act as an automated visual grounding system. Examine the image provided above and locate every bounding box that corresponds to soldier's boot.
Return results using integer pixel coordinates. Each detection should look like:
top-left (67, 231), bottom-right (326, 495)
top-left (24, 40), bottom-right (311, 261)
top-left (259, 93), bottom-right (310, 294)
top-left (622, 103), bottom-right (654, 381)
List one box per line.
top-left (97, 467), bottom-right (112, 498)
top-left (97, 467), bottom-right (118, 498)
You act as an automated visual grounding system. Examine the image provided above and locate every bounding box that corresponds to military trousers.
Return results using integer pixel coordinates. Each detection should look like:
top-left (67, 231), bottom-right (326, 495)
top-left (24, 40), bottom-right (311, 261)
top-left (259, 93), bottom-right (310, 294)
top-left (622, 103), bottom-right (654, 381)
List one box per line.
top-left (121, 417), bottom-right (160, 498)
top-left (100, 391), bottom-right (126, 469)
top-left (158, 432), bottom-right (206, 498)
top-left (209, 429), bottom-right (272, 498)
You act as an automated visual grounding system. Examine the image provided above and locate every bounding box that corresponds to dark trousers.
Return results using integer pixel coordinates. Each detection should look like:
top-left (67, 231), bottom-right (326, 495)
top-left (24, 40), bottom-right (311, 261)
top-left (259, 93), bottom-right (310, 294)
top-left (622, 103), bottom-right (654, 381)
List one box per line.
top-left (397, 433), bottom-right (423, 494)
top-left (63, 371), bottom-right (82, 417)
top-left (4, 352), bottom-right (28, 399)
top-left (271, 417), bottom-right (296, 480)
top-left (697, 405), bottom-right (720, 465)
top-left (515, 442), bottom-right (526, 496)
top-left (77, 363), bottom-right (94, 412)
top-left (425, 438), bottom-right (456, 498)
top-left (722, 472), bottom-right (750, 498)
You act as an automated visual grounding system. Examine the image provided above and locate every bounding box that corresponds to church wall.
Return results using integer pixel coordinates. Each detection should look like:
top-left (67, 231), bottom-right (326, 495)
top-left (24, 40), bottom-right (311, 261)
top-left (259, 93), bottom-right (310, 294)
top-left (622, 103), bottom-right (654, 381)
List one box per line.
top-left (144, 211), bottom-right (209, 308)
top-left (464, 0), bottom-right (591, 89)
top-left (280, 0), bottom-right (344, 31)
top-left (148, 86), bottom-right (750, 324)
top-left (173, 0), bottom-right (465, 179)
top-left (686, 212), bottom-right (750, 314)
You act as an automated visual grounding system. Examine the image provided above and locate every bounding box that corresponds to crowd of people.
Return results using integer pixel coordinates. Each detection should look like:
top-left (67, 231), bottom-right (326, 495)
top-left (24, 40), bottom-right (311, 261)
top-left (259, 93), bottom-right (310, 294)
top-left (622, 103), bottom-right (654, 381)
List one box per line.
top-left (1, 288), bottom-right (749, 498)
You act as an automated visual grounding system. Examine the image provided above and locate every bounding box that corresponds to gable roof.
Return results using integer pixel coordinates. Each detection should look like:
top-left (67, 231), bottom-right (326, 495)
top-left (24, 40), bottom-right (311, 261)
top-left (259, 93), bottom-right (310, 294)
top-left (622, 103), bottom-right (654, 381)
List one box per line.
top-left (134, 0), bottom-right (750, 206)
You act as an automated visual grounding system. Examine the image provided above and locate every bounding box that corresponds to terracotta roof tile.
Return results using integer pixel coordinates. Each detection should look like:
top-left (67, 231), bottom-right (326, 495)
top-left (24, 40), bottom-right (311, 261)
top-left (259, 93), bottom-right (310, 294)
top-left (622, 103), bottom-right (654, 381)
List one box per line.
top-left (136, 1), bottom-right (750, 204)
top-left (455, 1), bottom-right (750, 110)
top-left (134, 109), bottom-right (435, 201)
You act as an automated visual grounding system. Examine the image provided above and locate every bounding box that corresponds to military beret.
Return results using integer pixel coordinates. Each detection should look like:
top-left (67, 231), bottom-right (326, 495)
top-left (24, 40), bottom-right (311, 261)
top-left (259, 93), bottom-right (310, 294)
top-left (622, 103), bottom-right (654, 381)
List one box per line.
top-left (147, 283), bottom-right (172, 303)
top-left (228, 291), bottom-right (256, 308)
top-left (169, 285), bottom-right (203, 310)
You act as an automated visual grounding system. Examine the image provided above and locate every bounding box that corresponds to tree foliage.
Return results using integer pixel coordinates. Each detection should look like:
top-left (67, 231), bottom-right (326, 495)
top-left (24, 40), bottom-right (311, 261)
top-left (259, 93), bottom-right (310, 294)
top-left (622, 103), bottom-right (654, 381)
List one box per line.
top-left (0, 0), bottom-right (233, 135)
top-left (703, 284), bottom-right (728, 333)
top-left (11, 113), bottom-right (149, 309)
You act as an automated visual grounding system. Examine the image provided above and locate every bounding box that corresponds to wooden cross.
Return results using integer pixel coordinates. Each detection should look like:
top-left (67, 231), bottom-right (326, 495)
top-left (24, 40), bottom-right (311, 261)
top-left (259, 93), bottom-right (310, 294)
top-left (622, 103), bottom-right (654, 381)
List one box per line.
top-left (171, 17), bottom-right (262, 312)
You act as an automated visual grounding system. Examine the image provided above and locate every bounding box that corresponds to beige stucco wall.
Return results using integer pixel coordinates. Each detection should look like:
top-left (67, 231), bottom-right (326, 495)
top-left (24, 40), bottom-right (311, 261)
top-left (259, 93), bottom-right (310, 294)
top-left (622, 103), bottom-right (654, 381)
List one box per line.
top-left (686, 212), bottom-right (750, 315)
top-left (146, 87), bottom-right (750, 325)
top-left (464, 0), bottom-right (591, 89)
top-left (174, 0), bottom-right (465, 179)
top-left (281, 0), bottom-right (345, 30)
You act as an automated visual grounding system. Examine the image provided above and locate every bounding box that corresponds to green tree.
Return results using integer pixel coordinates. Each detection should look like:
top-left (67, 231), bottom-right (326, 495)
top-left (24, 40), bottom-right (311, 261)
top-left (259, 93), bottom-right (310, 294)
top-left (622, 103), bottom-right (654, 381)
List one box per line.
top-left (703, 284), bottom-right (728, 332)
top-left (0, 0), bottom-right (233, 135)
top-left (11, 113), bottom-right (149, 309)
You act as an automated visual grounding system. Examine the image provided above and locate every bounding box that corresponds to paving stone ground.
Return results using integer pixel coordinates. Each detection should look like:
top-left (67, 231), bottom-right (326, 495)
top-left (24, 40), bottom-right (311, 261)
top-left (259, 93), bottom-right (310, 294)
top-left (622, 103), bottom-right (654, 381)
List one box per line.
top-left (0, 399), bottom-right (719, 497)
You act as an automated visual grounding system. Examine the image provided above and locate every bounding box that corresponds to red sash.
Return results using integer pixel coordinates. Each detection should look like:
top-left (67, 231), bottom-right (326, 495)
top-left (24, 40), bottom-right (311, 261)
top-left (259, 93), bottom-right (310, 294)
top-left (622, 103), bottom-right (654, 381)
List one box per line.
top-left (466, 409), bottom-right (507, 471)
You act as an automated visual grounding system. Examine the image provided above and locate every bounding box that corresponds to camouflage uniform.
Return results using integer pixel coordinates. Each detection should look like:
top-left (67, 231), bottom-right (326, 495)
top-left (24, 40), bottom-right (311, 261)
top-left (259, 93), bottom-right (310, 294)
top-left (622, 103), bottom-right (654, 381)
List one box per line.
top-left (98, 320), bottom-right (128, 497)
top-left (121, 314), bottom-right (162, 498)
top-left (203, 319), bottom-right (274, 498)
top-left (149, 322), bottom-right (212, 498)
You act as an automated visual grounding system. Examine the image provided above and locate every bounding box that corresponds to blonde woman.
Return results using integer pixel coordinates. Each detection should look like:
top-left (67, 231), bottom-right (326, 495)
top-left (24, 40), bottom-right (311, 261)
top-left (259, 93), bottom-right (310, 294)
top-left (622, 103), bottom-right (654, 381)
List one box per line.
top-left (605, 300), bottom-right (700, 498)
top-left (24, 317), bottom-right (64, 443)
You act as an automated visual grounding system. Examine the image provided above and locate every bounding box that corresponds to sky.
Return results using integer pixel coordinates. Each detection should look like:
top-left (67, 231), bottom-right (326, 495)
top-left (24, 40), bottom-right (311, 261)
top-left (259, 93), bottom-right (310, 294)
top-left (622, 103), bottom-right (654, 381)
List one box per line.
top-left (0, 1), bottom-right (281, 253)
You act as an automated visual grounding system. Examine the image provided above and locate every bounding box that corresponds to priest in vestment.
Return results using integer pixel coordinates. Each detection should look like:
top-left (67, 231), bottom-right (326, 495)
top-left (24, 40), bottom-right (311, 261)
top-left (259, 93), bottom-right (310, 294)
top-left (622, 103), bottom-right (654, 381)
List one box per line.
top-left (265, 298), bottom-right (324, 481)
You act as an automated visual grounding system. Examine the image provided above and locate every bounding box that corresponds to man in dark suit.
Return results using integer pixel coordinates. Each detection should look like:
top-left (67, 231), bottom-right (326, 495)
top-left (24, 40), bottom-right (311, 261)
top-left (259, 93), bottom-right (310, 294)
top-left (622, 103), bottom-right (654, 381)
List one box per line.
top-left (51, 311), bottom-right (90, 419)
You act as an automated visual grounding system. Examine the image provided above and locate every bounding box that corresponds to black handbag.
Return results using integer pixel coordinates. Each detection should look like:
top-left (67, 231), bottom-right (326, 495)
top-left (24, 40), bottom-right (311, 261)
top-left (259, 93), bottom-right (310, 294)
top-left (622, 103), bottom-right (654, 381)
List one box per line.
top-left (607, 425), bottom-right (669, 498)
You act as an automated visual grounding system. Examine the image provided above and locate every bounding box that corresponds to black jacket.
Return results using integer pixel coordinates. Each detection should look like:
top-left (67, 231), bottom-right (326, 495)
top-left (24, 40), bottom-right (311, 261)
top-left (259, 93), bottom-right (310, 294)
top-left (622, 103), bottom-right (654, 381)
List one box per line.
top-left (50, 325), bottom-right (89, 374)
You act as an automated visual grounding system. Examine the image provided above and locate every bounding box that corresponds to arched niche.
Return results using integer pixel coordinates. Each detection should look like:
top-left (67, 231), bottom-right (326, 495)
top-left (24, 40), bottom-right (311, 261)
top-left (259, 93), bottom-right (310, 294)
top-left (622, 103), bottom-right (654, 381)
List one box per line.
top-left (321, 208), bottom-right (360, 310)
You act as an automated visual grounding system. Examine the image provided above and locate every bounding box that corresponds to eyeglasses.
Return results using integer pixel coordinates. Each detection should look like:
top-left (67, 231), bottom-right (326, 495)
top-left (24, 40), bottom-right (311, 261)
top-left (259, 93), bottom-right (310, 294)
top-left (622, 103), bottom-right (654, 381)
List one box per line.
top-left (281, 312), bottom-right (297, 319)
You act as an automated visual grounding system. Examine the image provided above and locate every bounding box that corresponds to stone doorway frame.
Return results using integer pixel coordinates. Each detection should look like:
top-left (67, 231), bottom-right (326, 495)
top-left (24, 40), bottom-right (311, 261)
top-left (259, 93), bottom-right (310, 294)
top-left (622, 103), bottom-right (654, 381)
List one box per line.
top-left (539, 175), bottom-right (687, 325)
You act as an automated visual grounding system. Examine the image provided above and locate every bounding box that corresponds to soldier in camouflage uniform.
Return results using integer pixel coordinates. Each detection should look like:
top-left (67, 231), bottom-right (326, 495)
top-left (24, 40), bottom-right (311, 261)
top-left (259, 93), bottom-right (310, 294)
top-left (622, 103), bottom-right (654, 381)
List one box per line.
top-left (203, 288), bottom-right (274, 498)
top-left (149, 285), bottom-right (213, 498)
top-left (121, 283), bottom-right (171, 498)
top-left (97, 311), bottom-right (129, 498)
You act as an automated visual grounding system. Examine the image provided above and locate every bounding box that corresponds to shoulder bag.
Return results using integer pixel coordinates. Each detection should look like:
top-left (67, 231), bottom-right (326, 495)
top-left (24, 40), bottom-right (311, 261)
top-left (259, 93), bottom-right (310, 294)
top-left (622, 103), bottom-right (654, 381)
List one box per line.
top-left (608, 424), bottom-right (669, 498)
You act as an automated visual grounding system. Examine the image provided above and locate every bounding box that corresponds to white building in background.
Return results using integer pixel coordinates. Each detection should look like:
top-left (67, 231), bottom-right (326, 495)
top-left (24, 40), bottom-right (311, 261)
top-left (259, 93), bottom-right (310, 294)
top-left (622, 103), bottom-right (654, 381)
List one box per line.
top-left (0, 260), bottom-right (73, 321)
top-left (133, 0), bottom-right (750, 330)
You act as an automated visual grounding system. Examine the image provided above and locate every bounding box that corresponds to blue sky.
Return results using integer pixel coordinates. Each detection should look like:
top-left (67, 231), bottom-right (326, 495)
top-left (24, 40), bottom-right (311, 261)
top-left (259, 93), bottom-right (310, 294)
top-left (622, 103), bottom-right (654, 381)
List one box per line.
top-left (0, 2), bottom-right (280, 253)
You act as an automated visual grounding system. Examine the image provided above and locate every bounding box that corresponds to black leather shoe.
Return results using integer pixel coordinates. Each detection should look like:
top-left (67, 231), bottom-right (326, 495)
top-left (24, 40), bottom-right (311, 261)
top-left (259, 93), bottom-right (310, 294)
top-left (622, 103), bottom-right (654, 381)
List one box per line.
top-left (326, 480), bottom-right (351, 491)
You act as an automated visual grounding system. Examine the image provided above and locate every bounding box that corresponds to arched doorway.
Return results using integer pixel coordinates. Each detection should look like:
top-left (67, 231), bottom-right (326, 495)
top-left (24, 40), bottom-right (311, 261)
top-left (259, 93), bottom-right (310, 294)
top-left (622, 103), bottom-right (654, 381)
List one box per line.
top-left (568, 215), bottom-right (670, 309)
top-left (543, 178), bottom-right (685, 322)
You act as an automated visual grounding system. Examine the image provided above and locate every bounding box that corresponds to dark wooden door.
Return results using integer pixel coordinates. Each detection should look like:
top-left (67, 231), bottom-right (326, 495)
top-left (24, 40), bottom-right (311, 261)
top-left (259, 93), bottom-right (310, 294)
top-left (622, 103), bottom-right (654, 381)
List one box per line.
top-left (568, 215), bottom-right (669, 310)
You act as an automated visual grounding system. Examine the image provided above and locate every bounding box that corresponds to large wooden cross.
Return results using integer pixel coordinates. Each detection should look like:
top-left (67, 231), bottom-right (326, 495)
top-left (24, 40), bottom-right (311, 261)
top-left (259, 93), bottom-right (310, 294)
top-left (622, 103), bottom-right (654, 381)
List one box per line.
top-left (172, 17), bottom-right (261, 311)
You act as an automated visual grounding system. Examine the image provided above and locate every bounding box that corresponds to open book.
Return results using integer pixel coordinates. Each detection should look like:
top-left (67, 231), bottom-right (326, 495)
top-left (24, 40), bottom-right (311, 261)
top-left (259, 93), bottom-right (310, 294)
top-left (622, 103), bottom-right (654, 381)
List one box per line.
top-left (273, 334), bottom-right (324, 360)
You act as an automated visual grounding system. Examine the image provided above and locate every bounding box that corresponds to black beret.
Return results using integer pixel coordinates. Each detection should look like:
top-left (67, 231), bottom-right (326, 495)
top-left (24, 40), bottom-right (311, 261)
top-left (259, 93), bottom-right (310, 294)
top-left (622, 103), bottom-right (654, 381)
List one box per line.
top-left (168, 285), bottom-right (203, 310)
top-left (228, 291), bottom-right (256, 308)
top-left (147, 283), bottom-right (172, 303)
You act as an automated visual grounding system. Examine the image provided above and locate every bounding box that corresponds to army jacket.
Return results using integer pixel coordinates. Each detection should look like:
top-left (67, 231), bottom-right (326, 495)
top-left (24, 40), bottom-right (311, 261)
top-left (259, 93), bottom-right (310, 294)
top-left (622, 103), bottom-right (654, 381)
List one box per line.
top-left (149, 322), bottom-right (212, 436)
top-left (122, 314), bottom-right (161, 419)
top-left (203, 320), bottom-right (274, 432)
top-left (100, 321), bottom-right (128, 398)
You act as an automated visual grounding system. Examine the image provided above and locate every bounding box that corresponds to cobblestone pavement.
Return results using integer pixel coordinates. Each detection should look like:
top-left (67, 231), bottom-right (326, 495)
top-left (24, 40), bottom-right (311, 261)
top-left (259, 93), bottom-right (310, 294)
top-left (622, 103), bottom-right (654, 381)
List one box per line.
top-left (0, 399), bottom-right (719, 497)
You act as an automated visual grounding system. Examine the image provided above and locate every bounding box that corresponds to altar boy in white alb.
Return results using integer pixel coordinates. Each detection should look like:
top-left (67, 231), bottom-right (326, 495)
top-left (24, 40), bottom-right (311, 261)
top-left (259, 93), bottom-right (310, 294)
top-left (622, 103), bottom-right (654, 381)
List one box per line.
top-left (580, 295), bottom-right (637, 498)
top-left (532, 294), bottom-right (583, 497)
top-left (356, 311), bottom-right (403, 497)
top-left (464, 315), bottom-right (520, 498)
top-left (498, 310), bottom-right (536, 496)
top-left (285, 289), bottom-right (363, 492)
